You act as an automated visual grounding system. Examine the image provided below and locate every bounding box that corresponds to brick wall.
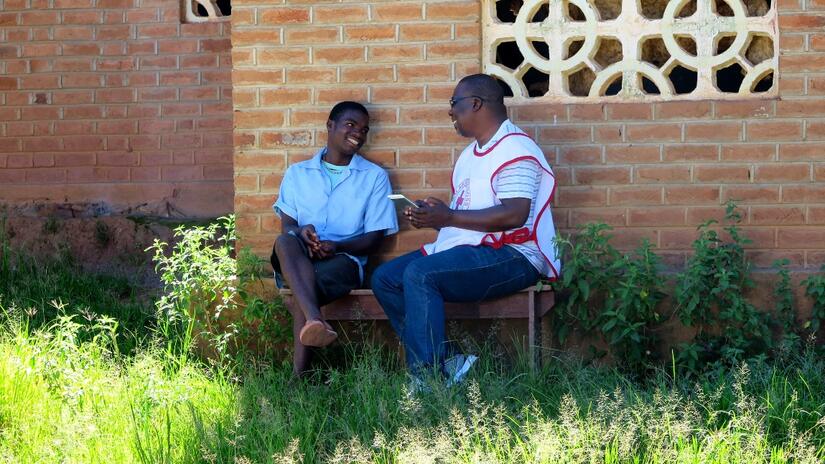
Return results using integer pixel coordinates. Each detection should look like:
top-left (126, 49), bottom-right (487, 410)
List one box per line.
top-left (232, 0), bottom-right (825, 271)
top-left (0, 0), bottom-right (234, 217)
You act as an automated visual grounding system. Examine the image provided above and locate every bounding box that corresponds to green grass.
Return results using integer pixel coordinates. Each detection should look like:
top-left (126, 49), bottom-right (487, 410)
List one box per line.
top-left (1, 252), bottom-right (825, 463)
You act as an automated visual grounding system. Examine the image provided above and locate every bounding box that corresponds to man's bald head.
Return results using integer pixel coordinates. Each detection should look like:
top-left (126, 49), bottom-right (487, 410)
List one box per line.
top-left (456, 74), bottom-right (507, 117)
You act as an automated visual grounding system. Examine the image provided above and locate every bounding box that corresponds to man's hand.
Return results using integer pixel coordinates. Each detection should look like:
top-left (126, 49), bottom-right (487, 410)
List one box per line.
top-left (407, 197), bottom-right (453, 229)
top-left (298, 225), bottom-right (321, 257)
top-left (313, 240), bottom-right (338, 259)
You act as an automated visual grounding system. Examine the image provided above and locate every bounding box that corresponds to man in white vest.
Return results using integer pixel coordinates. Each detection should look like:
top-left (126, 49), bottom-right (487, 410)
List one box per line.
top-left (371, 74), bottom-right (560, 386)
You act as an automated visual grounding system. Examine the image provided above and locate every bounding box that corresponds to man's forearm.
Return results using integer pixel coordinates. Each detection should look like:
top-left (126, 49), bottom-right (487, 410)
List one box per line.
top-left (445, 205), bottom-right (528, 232)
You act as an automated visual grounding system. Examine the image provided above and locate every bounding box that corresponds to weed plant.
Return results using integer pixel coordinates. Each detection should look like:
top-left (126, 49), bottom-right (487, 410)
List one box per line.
top-left (2, 212), bottom-right (825, 462)
top-left (675, 201), bottom-right (774, 371)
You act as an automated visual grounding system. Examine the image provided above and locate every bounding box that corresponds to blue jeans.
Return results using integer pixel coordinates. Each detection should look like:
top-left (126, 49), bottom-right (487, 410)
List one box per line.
top-left (370, 245), bottom-right (540, 373)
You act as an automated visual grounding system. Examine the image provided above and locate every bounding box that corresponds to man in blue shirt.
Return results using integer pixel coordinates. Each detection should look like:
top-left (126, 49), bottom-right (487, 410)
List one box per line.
top-left (271, 101), bottom-right (398, 377)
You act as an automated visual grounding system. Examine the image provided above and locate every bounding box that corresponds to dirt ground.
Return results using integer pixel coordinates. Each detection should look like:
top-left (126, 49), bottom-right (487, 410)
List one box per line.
top-left (1, 203), bottom-right (180, 288)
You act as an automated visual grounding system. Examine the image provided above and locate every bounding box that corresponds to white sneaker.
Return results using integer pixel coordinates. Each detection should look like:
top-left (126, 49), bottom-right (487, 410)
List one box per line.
top-left (445, 354), bottom-right (478, 387)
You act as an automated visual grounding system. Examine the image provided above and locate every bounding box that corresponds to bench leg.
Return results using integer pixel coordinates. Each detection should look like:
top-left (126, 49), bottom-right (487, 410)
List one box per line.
top-left (528, 289), bottom-right (539, 372)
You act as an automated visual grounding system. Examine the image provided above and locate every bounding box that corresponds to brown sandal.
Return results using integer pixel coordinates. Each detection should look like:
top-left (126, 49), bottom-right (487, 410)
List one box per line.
top-left (298, 319), bottom-right (338, 347)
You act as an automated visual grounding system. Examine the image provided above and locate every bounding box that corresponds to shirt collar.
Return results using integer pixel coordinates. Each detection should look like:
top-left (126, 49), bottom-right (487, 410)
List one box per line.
top-left (476, 119), bottom-right (515, 152)
top-left (309, 148), bottom-right (368, 171)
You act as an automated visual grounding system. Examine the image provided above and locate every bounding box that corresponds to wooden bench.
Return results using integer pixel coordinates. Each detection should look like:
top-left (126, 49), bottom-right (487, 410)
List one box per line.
top-left (278, 285), bottom-right (554, 370)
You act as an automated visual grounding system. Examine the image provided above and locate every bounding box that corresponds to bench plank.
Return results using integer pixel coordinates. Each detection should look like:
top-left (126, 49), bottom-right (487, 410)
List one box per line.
top-left (277, 285), bottom-right (554, 369)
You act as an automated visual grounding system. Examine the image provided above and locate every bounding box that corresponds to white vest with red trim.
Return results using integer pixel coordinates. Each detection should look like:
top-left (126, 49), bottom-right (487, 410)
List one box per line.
top-left (421, 121), bottom-right (560, 279)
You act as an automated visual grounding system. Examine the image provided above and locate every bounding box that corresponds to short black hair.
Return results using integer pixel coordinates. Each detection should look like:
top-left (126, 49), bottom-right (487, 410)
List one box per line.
top-left (458, 74), bottom-right (505, 105)
top-left (328, 101), bottom-right (369, 122)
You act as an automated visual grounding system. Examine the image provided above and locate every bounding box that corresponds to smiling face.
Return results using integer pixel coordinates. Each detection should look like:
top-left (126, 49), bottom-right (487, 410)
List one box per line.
top-left (326, 108), bottom-right (370, 157)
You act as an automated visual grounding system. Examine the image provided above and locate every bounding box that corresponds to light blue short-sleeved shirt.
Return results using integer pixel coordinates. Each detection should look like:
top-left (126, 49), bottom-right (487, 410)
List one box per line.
top-left (274, 149), bottom-right (398, 281)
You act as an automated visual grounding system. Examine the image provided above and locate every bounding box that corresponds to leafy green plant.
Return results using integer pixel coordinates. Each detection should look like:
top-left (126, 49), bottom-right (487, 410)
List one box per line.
top-left (147, 215), bottom-right (290, 368)
top-left (675, 201), bottom-right (773, 372)
top-left (773, 259), bottom-right (800, 355)
top-left (801, 265), bottom-right (825, 340)
top-left (552, 224), bottom-right (664, 370)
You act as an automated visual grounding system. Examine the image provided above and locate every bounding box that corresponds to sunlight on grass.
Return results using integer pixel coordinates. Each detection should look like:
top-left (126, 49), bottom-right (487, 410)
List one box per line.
top-left (1, 231), bottom-right (825, 462)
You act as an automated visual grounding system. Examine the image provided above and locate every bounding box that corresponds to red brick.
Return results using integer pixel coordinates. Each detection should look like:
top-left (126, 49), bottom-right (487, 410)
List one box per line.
top-left (721, 144), bottom-right (775, 162)
top-left (722, 186), bottom-right (781, 203)
top-left (388, 170), bottom-right (423, 188)
top-left (55, 121), bottom-right (94, 135)
top-left (574, 166), bottom-right (630, 185)
top-left (345, 25), bottom-right (396, 42)
top-left (313, 46), bottom-right (365, 64)
top-left (686, 206), bottom-right (729, 224)
top-left (400, 24), bottom-right (451, 41)
top-left (554, 187), bottom-right (607, 207)
top-left (232, 29), bottom-right (284, 46)
top-left (626, 123), bottom-right (681, 142)
top-left (604, 144), bottom-right (659, 163)
top-left (750, 206), bottom-right (806, 225)
top-left (779, 144), bottom-right (821, 161)
top-left (96, 25), bottom-right (130, 41)
top-left (570, 207), bottom-right (626, 226)
top-left (804, 121), bottom-right (825, 140)
top-left (162, 166), bottom-right (203, 181)
top-left (809, 206), bottom-right (825, 224)
top-left (665, 186), bottom-right (720, 204)
top-left (606, 103), bottom-right (652, 120)
top-left (54, 152), bottom-right (95, 167)
top-left (426, 1), bottom-right (479, 20)
top-left (427, 41), bottom-right (476, 59)
top-left (316, 87), bottom-right (368, 105)
top-left (341, 65), bottom-right (394, 83)
top-left (400, 107), bottom-right (451, 125)
top-left (558, 145), bottom-right (601, 164)
top-left (286, 67), bottom-right (336, 84)
top-left (259, 7), bottom-right (310, 25)
top-left (20, 11), bottom-right (59, 25)
top-left (23, 138), bottom-right (61, 152)
top-left (235, 110), bottom-right (284, 129)
top-left (235, 153), bottom-right (285, 171)
top-left (370, 44), bottom-right (423, 62)
top-left (260, 87), bottom-right (312, 106)
top-left (285, 27), bottom-right (339, 44)
top-left (685, 122), bottom-right (742, 142)
top-left (594, 125), bottom-right (623, 142)
top-left (779, 229), bottom-right (825, 248)
top-left (780, 54), bottom-right (825, 72)
top-left (754, 164), bottom-right (810, 182)
top-left (232, 69), bottom-right (284, 85)
top-left (370, 128), bottom-right (422, 146)
top-left (260, 130), bottom-right (313, 147)
top-left (289, 109), bottom-right (329, 126)
top-left (258, 47), bottom-right (310, 65)
top-left (610, 187), bottom-right (663, 206)
top-left (372, 85), bottom-right (425, 104)
top-left (22, 43), bottom-right (61, 57)
top-left (663, 144), bottom-right (718, 162)
top-left (314, 5), bottom-right (368, 23)
top-left (780, 34), bottom-right (805, 52)
top-left (398, 64), bottom-right (451, 82)
top-left (654, 101), bottom-right (712, 119)
top-left (137, 24), bottom-right (177, 39)
top-left (694, 165), bottom-right (751, 182)
top-left (373, 3), bottom-right (424, 21)
top-left (628, 206), bottom-right (685, 225)
top-left (779, 14), bottom-right (825, 30)
top-left (63, 135), bottom-right (105, 151)
top-left (714, 100), bottom-right (774, 119)
top-left (538, 126), bottom-right (591, 143)
top-left (424, 169), bottom-right (451, 188)
top-left (776, 99), bottom-right (825, 117)
top-left (26, 168), bottom-right (66, 183)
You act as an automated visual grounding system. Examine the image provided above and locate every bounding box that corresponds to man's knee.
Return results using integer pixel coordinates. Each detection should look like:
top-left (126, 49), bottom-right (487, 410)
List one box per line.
top-left (401, 260), bottom-right (435, 289)
top-left (273, 233), bottom-right (300, 257)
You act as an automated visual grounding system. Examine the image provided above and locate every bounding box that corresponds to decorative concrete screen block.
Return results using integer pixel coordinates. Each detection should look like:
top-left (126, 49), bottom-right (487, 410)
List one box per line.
top-left (483, 0), bottom-right (778, 102)
top-left (184, 0), bottom-right (229, 23)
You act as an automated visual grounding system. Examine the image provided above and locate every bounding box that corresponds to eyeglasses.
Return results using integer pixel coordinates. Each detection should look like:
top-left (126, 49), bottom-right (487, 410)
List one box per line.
top-left (449, 95), bottom-right (484, 108)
